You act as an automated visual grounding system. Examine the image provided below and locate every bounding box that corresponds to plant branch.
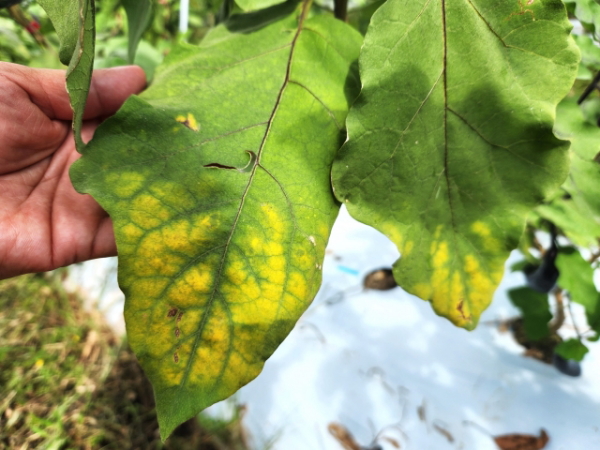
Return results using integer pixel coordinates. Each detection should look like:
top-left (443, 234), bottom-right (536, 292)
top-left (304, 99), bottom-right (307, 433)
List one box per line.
top-left (578, 70), bottom-right (600, 104)
top-left (549, 288), bottom-right (565, 334)
top-left (588, 244), bottom-right (600, 264)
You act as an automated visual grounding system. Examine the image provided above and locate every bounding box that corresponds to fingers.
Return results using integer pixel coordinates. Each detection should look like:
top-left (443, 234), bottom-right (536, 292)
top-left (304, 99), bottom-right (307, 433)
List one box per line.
top-left (85, 66), bottom-right (147, 119)
top-left (0, 62), bottom-right (146, 120)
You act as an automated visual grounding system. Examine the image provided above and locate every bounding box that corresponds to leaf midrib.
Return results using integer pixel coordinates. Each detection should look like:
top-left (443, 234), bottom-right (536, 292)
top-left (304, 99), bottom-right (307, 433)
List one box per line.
top-left (177, 0), bottom-right (313, 392)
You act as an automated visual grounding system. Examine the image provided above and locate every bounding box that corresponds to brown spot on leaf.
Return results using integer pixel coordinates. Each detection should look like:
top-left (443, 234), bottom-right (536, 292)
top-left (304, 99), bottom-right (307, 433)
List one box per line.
top-left (175, 327), bottom-right (180, 339)
top-left (494, 428), bottom-right (549, 450)
top-left (167, 308), bottom-right (178, 318)
top-left (173, 352), bottom-right (179, 363)
top-left (457, 300), bottom-right (465, 319)
top-left (177, 312), bottom-right (184, 323)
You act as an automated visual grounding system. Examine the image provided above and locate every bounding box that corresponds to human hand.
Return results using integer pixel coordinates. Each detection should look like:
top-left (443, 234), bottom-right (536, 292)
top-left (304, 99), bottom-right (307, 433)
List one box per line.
top-left (0, 62), bottom-right (146, 279)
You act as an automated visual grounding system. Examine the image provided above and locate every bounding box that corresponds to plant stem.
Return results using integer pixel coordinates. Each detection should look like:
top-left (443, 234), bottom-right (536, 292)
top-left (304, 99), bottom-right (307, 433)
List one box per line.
top-left (549, 288), bottom-right (565, 333)
top-left (578, 70), bottom-right (600, 104)
top-left (334, 0), bottom-right (348, 21)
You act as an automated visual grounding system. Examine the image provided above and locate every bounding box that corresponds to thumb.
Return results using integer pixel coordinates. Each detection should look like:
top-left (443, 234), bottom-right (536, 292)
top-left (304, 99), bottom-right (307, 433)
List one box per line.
top-left (0, 62), bottom-right (146, 120)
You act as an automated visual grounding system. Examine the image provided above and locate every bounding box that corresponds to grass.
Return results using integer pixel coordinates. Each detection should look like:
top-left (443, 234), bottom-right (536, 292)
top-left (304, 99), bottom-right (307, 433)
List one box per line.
top-left (0, 271), bottom-right (250, 450)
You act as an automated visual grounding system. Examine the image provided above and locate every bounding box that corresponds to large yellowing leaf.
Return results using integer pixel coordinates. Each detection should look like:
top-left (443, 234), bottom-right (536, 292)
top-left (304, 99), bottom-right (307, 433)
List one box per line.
top-left (70, 0), bottom-right (361, 438)
top-left (331, 0), bottom-right (579, 329)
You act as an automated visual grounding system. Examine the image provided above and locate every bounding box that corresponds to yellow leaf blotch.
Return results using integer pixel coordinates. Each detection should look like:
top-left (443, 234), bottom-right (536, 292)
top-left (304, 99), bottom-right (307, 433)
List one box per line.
top-left (244, 276), bottom-right (261, 300)
top-left (260, 203), bottom-right (285, 239)
top-left (403, 240), bottom-right (414, 256)
top-left (167, 264), bottom-right (214, 308)
top-left (264, 256), bottom-right (285, 282)
top-left (190, 213), bottom-right (220, 244)
top-left (260, 282), bottom-right (284, 304)
top-left (129, 194), bottom-right (173, 229)
top-left (464, 255), bottom-right (495, 297)
top-left (380, 222), bottom-right (403, 248)
top-left (249, 237), bottom-right (263, 254)
top-left (161, 219), bottom-right (193, 255)
top-left (412, 234), bottom-right (503, 327)
top-left (106, 171), bottom-right (147, 198)
top-left (121, 223), bottom-right (145, 242)
top-left (175, 112), bottom-right (200, 131)
top-left (470, 221), bottom-right (502, 253)
top-left (177, 309), bottom-right (202, 337)
top-left (225, 261), bottom-right (248, 285)
top-left (129, 278), bottom-right (170, 309)
top-left (432, 240), bottom-right (449, 268)
top-left (136, 233), bottom-right (184, 276)
top-left (288, 272), bottom-right (308, 302)
top-left (192, 314), bottom-right (231, 382)
top-left (149, 181), bottom-right (196, 210)
top-left (220, 352), bottom-right (253, 387)
top-left (144, 316), bottom-right (180, 360)
top-left (159, 358), bottom-right (185, 385)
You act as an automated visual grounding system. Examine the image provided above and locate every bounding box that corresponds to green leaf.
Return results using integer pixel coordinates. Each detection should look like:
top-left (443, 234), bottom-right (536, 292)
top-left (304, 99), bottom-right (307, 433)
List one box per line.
top-left (37, 0), bottom-right (79, 65)
top-left (536, 199), bottom-right (600, 246)
top-left (331, 0), bottom-right (579, 329)
top-left (555, 338), bottom-right (589, 361)
top-left (573, 33), bottom-right (600, 72)
top-left (563, 0), bottom-right (600, 38)
top-left (70, 0), bottom-right (361, 439)
top-left (65, 0), bottom-right (96, 152)
top-left (508, 287), bottom-right (551, 341)
top-left (538, 97), bottom-right (600, 246)
top-left (122, 0), bottom-right (153, 64)
top-left (555, 246), bottom-right (600, 332)
top-left (235, 0), bottom-right (287, 12)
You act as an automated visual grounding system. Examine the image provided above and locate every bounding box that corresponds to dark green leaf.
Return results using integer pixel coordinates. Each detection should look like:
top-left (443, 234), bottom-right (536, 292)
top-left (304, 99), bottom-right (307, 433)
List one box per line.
top-left (122, 0), bottom-right (153, 65)
top-left (37, 0), bottom-right (79, 64)
top-left (331, 0), bottom-right (579, 329)
top-left (65, 0), bottom-right (95, 152)
top-left (555, 338), bottom-right (589, 361)
top-left (508, 287), bottom-right (551, 341)
top-left (555, 246), bottom-right (600, 332)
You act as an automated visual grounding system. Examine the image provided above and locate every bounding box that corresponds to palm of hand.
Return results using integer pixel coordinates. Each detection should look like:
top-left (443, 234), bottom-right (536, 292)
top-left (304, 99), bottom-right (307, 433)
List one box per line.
top-left (0, 62), bottom-right (146, 279)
